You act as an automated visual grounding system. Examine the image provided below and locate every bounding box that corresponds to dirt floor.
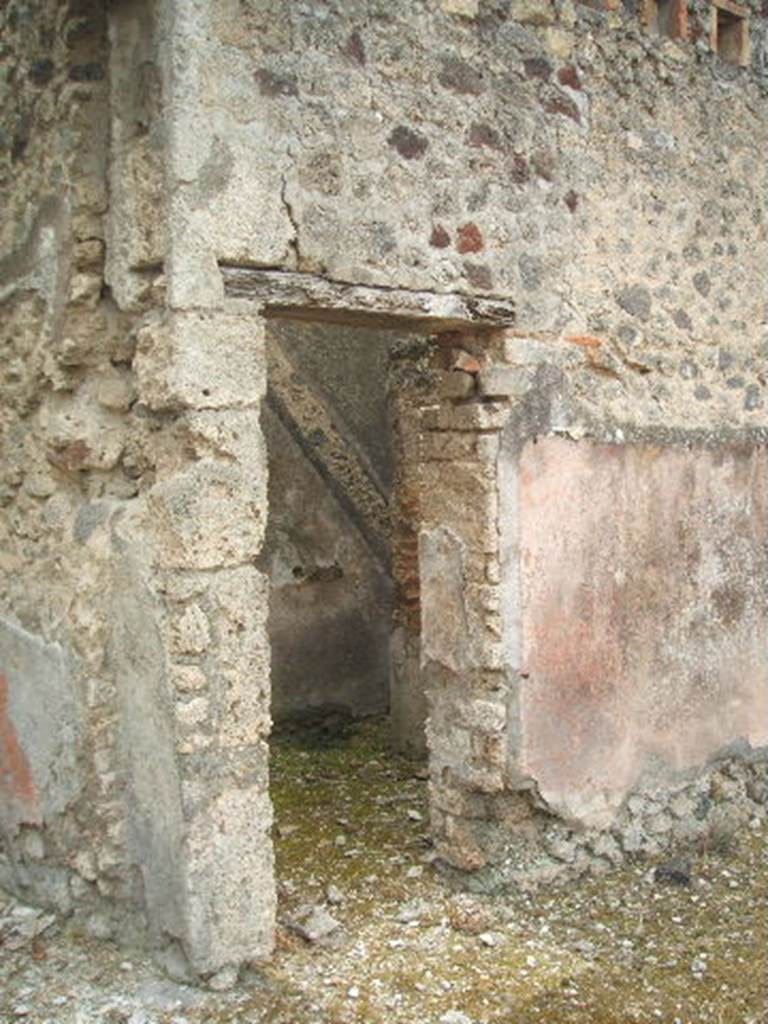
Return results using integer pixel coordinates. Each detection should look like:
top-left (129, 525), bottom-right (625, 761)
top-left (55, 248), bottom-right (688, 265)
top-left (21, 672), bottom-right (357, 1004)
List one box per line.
top-left (1, 718), bottom-right (766, 1023)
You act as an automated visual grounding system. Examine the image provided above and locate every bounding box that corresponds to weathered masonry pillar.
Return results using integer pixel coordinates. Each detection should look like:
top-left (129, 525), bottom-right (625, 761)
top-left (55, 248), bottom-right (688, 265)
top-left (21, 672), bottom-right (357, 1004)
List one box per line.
top-left (418, 331), bottom-right (516, 871)
top-left (130, 310), bottom-right (276, 974)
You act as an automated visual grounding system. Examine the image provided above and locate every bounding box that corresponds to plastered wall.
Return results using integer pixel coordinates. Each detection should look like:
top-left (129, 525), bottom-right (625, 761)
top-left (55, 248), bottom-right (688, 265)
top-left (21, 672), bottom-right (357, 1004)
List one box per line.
top-left (419, 329), bottom-right (767, 881)
top-left (1, 0), bottom-right (767, 978)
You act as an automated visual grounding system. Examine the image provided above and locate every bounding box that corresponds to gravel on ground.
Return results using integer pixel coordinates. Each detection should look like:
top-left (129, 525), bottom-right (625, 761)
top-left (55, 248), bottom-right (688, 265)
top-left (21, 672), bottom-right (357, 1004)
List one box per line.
top-left (1, 718), bottom-right (766, 1024)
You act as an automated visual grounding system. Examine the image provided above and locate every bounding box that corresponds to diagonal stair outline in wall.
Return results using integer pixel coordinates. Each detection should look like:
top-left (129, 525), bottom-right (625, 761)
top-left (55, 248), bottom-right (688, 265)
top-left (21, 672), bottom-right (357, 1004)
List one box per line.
top-left (265, 338), bottom-right (392, 571)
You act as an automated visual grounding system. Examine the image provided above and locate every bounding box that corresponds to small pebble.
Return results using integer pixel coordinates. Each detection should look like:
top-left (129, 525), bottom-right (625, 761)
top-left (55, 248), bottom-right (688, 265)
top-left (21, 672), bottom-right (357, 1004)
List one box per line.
top-left (325, 884), bottom-right (344, 905)
top-left (293, 907), bottom-right (341, 943)
top-left (440, 1012), bottom-right (472, 1024)
top-left (654, 856), bottom-right (692, 886)
top-left (574, 939), bottom-right (596, 955)
top-left (207, 965), bottom-right (238, 991)
top-left (396, 900), bottom-right (427, 924)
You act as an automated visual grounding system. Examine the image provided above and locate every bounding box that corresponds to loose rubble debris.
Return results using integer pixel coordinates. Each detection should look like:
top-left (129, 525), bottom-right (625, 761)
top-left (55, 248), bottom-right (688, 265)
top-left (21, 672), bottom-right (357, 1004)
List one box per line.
top-left (1, 903), bottom-right (56, 950)
top-left (654, 854), bottom-right (693, 887)
top-left (289, 906), bottom-right (342, 944)
top-left (1, 719), bottom-right (766, 1023)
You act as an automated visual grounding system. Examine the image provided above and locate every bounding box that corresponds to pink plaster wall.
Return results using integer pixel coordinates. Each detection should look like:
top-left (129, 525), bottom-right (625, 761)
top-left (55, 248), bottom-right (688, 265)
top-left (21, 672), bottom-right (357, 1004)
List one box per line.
top-left (516, 438), bottom-right (768, 826)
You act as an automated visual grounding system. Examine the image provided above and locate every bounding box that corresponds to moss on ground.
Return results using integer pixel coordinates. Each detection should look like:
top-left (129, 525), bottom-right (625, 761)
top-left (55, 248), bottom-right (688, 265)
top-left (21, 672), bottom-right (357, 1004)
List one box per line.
top-left (261, 716), bottom-right (768, 1024)
top-left (4, 717), bottom-right (762, 1023)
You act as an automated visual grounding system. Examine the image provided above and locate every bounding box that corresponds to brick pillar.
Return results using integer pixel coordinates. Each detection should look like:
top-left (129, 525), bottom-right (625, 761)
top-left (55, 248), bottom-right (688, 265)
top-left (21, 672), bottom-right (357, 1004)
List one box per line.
top-left (417, 331), bottom-right (519, 871)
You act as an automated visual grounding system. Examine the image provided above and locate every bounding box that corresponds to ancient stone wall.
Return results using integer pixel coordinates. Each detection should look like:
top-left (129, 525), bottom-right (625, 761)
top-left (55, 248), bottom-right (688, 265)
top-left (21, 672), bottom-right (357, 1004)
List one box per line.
top-left (0, 0), bottom-right (143, 919)
top-left (1, 0), bottom-right (277, 981)
top-left (1, 0), bottom-right (766, 982)
top-left (179, 0), bottom-right (766, 386)
top-left (419, 329), bottom-right (767, 881)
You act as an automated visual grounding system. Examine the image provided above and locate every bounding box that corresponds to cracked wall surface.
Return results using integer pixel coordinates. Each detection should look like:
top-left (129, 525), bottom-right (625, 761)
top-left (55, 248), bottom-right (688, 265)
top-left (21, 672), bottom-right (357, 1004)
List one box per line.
top-left (418, 330), bottom-right (767, 881)
top-left (0, 0), bottom-right (146, 925)
top-left (1, 0), bottom-right (767, 979)
top-left (0, 0), bottom-right (276, 980)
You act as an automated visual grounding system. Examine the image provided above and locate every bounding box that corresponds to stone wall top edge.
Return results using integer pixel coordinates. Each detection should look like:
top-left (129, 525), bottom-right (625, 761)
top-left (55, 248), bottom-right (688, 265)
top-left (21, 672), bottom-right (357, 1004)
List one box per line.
top-left (197, 0), bottom-right (768, 92)
top-left (505, 419), bottom-right (768, 449)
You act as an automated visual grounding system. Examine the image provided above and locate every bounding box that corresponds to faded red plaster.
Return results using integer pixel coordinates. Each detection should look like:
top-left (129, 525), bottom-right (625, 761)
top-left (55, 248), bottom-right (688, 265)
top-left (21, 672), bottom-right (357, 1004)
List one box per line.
top-left (0, 672), bottom-right (41, 823)
top-left (517, 438), bottom-right (768, 827)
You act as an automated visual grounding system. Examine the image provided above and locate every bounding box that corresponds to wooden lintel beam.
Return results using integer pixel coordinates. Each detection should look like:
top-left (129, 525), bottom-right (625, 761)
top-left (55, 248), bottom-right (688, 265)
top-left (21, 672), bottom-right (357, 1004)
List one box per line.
top-left (221, 266), bottom-right (515, 334)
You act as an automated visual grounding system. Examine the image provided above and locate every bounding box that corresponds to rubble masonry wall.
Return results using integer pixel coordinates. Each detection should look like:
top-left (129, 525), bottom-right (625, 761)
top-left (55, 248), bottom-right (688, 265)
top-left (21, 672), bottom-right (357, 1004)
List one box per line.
top-left (1, 0), bottom-right (767, 977)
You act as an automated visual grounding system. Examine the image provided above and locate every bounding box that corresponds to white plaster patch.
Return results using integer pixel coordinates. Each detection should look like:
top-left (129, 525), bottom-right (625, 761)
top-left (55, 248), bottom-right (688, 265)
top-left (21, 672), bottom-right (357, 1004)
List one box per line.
top-left (420, 526), bottom-right (470, 672)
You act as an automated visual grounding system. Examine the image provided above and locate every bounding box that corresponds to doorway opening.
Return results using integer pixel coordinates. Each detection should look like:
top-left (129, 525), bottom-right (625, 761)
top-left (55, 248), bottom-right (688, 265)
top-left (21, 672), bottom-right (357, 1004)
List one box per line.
top-left (217, 263), bottom-right (515, 956)
top-left (259, 315), bottom-right (437, 908)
